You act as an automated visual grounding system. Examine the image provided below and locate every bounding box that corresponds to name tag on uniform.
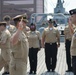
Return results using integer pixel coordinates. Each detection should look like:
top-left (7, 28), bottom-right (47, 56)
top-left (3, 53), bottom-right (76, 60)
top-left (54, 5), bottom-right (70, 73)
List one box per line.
top-left (50, 28), bottom-right (53, 30)
top-left (31, 32), bottom-right (35, 34)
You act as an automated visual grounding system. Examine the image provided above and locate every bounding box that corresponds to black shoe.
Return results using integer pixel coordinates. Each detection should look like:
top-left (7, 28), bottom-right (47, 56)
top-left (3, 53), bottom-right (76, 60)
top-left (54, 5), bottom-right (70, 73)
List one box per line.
top-left (47, 70), bottom-right (50, 72)
top-left (34, 72), bottom-right (36, 74)
top-left (2, 72), bottom-right (9, 75)
top-left (52, 69), bottom-right (55, 72)
top-left (66, 69), bottom-right (72, 72)
top-left (29, 71), bottom-right (33, 74)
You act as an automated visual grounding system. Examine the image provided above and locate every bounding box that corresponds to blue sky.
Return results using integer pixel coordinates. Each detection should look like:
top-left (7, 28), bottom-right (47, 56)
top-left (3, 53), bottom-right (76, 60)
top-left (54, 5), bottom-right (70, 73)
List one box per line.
top-left (47, 0), bottom-right (76, 13)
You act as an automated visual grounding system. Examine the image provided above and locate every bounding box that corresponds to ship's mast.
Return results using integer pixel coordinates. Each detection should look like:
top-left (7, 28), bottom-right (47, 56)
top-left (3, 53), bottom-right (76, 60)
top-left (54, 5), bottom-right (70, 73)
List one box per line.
top-left (54, 0), bottom-right (65, 13)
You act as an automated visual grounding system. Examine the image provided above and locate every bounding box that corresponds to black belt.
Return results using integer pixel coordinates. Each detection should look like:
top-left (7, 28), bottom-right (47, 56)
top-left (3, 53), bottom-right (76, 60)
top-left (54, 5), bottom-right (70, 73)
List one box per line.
top-left (45, 42), bottom-right (56, 45)
top-left (66, 39), bottom-right (71, 41)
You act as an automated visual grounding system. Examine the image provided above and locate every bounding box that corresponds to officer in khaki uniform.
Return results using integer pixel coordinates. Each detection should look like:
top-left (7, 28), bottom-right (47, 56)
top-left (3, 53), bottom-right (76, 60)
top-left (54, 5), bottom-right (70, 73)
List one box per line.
top-left (27, 23), bottom-right (41, 74)
top-left (69, 8), bottom-right (76, 75)
top-left (42, 18), bottom-right (60, 72)
top-left (3, 15), bottom-right (16, 75)
top-left (3, 15), bottom-right (16, 35)
top-left (64, 25), bottom-right (72, 72)
top-left (9, 15), bottom-right (29, 75)
top-left (0, 22), bottom-right (11, 75)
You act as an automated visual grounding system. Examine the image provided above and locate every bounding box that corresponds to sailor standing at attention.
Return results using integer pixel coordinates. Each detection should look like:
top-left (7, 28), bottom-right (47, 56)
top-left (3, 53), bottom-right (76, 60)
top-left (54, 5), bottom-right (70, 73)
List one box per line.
top-left (9, 15), bottom-right (29, 75)
top-left (42, 18), bottom-right (60, 72)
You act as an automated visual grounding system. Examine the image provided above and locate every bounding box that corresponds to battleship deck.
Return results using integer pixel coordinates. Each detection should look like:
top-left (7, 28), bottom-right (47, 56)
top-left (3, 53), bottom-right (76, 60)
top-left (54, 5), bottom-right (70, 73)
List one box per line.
top-left (0, 43), bottom-right (74, 75)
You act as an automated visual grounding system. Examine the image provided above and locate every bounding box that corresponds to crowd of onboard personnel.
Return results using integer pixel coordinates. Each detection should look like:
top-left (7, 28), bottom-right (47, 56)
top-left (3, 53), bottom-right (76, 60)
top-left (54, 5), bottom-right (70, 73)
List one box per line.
top-left (0, 8), bottom-right (76, 75)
